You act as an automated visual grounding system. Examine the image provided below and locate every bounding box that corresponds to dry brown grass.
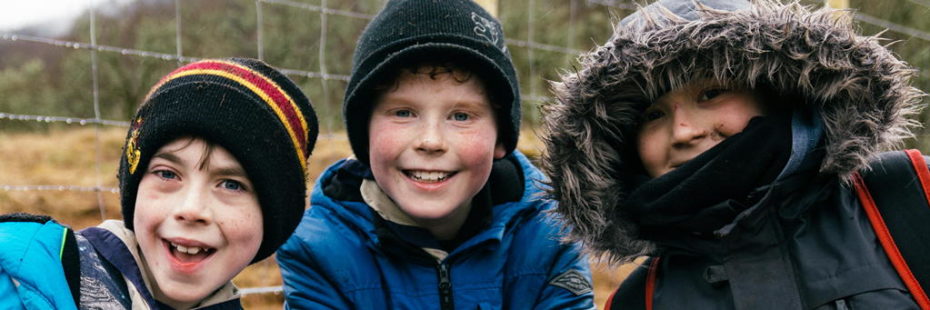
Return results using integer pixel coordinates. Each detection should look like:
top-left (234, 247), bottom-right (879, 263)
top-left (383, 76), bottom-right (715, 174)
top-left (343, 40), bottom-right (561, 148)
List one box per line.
top-left (0, 127), bottom-right (633, 309)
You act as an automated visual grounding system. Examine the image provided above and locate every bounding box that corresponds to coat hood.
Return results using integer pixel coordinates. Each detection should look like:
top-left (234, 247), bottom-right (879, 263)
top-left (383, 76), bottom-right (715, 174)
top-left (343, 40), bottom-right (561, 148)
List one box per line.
top-left (541, 0), bottom-right (925, 263)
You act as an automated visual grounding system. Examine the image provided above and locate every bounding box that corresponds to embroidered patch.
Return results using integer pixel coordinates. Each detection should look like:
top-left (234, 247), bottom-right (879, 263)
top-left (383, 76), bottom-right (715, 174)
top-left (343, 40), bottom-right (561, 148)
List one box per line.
top-left (125, 117), bottom-right (143, 174)
top-left (471, 12), bottom-right (508, 53)
top-left (549, 269), bottom-right (593, 296)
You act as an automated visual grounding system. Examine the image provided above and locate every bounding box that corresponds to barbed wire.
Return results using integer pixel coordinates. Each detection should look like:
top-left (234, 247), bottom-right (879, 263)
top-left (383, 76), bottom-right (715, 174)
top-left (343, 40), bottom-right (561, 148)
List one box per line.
top-left (0, 112), bottom-right (131, 127)
top-left (0, 33), bottom-right (352, 82)
top-left (585, 0), bottom-right (639, 10)
top-left (506, 38), bottom-right (583, 55)
top-left (854, 12), bottom-right (930, 42)
top-left (0, 185), bottom-right (119, 193)
top-left (260, 0), bottom-right (376, 20)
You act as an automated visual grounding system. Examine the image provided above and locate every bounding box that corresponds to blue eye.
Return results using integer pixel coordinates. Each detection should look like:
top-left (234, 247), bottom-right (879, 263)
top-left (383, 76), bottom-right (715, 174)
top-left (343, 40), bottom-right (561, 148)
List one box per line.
top-left (221, 180), bottom-right (245, 191)
top-left (394, 110), bottom-right (412, 117)
top-left (156, 170), bottom-right (177, 180)
top-left (452, 112), bottom-right (470, 121)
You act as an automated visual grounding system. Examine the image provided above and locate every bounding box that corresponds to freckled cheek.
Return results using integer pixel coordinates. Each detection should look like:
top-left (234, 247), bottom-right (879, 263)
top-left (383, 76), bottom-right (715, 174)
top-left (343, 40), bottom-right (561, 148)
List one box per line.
top-left (454, 127), bottom-right (499, 165)
top-left (217, 211), bottom-right (263, 245)
top-left (369, 136), bottom-right (401, 156)
top-left (368, 122), bottom-right (407, 157)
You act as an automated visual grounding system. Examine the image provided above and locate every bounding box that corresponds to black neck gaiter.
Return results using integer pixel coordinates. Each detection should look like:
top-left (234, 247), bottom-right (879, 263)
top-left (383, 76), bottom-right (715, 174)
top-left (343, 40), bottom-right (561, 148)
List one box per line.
top-left (627, 115), bottom-right (792, 236)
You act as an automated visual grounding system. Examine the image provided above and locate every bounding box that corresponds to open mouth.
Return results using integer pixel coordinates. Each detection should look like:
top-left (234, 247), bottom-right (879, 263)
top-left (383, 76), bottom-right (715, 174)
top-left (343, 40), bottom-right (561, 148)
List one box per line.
top-left (403, 170), bottom-right (456, 183)
top-left (164, 239), bottom-right (216, 263)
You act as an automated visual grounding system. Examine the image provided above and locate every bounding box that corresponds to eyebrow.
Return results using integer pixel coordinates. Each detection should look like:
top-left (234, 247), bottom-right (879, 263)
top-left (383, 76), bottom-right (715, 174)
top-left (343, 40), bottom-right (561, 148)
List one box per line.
top-left (152, 152), bottom-right (184, 165)
top-left (212, 166), bottom-right (249, 179)
top-left (152, 152), bottom-right (248, 178)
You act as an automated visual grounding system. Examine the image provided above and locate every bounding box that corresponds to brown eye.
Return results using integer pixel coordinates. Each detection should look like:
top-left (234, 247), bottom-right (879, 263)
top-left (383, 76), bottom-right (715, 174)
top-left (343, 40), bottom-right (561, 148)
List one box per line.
top-left (643, 109), bottom-right (665, 122)
top-left (699, 89), bottom-right (728, 101)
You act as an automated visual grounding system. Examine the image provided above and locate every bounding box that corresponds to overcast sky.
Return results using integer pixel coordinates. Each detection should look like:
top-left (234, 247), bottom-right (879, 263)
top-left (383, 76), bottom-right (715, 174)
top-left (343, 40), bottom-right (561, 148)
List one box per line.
top-left (0, 1), bottom-right (92, 32)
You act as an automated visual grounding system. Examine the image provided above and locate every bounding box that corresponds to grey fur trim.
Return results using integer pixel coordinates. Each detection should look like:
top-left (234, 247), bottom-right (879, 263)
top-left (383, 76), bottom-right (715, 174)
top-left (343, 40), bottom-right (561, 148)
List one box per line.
top-left (541, 0), bottom-right (926, 263)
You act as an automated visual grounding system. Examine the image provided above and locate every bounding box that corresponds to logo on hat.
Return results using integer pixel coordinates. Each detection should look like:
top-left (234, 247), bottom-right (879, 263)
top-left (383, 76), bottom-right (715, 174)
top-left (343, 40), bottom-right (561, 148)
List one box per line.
top-left (472, 12), bottom-right (507, 53)
top-left (126, 117), bottom-right (143, 174)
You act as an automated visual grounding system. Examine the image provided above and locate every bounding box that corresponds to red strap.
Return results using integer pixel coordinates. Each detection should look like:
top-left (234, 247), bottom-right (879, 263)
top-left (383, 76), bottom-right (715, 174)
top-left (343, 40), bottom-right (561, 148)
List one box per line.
top-left (853, 170), bottom-right (930, 310)
top-left (605, 285), bottom-right (618, 310)
top-left (905, 149), bottom-right (930, 209)
top-left (645, 257), bottom-right (661, 310)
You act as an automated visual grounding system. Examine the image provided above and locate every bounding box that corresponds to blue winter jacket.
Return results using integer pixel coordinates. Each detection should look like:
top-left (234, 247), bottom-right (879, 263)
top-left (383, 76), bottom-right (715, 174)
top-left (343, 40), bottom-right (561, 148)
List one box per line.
top-left (277, 151), bottom-right (595, 309)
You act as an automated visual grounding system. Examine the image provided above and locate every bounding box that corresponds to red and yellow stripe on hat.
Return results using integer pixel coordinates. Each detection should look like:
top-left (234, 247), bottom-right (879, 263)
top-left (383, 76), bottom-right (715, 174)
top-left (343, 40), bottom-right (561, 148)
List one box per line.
top-left (146, 59), bottom-right (311, 169)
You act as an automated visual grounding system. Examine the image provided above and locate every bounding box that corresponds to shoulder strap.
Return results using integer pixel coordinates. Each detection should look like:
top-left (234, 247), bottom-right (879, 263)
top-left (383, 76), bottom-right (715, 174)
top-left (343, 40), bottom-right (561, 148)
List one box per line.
top-left (853, 149), bottom-right (930, 310)
top-left (607, 256), bottom-right (660, 310)
top-left (61, 227), bottom-right (81, 306)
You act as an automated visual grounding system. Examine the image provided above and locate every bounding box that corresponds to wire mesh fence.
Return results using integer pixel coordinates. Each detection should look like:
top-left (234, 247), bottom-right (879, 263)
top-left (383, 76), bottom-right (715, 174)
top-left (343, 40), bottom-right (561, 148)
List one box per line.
top-left (1, 0), bottom-right (928, 302)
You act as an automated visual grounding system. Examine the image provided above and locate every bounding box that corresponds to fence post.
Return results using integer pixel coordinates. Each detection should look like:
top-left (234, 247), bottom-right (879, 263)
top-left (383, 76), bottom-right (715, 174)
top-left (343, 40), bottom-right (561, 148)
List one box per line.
top-left (474, 0), bottom-right (498, 17)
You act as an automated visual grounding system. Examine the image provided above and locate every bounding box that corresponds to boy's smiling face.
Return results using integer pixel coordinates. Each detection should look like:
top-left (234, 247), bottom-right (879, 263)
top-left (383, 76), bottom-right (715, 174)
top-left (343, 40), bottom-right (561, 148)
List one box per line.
top-left (134, 137), bottom-right (262, 309)
top-left (637, 80), bottom-right (764, 178)
top-left (368, 67), bottom-right (504, 239)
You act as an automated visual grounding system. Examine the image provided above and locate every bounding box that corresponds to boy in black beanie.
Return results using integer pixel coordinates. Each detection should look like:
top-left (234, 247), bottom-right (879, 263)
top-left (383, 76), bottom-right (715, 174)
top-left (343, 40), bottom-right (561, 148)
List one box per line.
top-left (277, 0), bottom-right (595, 309)
top-left (0, 58), bottom-right (318, 309)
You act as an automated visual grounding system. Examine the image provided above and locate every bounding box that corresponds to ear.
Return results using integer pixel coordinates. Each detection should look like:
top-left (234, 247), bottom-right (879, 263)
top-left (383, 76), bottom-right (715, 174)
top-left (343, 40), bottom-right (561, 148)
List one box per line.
top-left (494, 142), bottom-right (506, 159)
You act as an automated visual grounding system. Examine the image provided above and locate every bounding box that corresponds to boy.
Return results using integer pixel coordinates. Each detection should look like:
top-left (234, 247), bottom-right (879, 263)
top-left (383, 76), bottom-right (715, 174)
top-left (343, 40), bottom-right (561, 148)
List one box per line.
top-left (276, 0), bottom-right (595, 309)
top-left (541, 0), bottom-right (927, 309)
top-left (0, 58), bottom-right (318, 309)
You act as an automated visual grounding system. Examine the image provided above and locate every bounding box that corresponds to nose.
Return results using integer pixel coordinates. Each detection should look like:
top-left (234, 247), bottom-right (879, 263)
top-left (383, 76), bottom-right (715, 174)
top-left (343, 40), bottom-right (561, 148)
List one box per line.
top-left (415, 120), bottom-right (447, 156)
top-left (670, 109), bottom-right (708, 147)
top-left (173, 187), bottom-right (211, 225)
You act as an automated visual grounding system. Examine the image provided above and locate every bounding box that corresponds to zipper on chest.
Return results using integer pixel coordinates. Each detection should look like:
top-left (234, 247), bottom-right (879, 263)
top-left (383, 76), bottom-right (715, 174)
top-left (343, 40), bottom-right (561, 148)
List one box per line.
top-left (436, 262), bottom-right (454, 310)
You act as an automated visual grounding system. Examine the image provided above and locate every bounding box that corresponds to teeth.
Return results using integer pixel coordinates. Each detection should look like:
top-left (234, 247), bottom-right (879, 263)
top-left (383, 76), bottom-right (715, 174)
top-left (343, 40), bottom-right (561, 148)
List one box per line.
top-left (171, 242), bottom-right (205, 255)
top-left (409, 171), bottom-right (451, 182)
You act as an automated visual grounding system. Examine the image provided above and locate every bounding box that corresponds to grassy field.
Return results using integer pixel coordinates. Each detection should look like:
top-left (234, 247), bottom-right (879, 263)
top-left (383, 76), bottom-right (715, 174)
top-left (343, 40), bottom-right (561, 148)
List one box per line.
top-left (0, 127), bottom-right (634, 309)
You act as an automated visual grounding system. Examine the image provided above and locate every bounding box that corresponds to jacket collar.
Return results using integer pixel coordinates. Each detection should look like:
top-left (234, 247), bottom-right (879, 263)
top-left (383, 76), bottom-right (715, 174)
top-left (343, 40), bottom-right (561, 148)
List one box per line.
top-left (82, 220), bottom-right (240, 309)
top-left (315, 151), bottom-right (540, 261)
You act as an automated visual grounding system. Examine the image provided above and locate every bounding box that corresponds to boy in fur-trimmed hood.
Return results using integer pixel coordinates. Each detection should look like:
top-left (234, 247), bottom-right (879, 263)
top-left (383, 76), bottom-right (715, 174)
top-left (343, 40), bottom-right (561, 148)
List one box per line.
top-left (542, 0), bottom-right (926, 308)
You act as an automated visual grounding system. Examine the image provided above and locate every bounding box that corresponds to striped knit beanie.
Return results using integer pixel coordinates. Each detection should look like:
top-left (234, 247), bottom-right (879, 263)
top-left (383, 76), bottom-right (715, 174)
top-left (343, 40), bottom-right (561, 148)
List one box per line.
top-left (118, 58), bottom-right (318, 263)
top-left (344, 0), bottom-right (520, 165)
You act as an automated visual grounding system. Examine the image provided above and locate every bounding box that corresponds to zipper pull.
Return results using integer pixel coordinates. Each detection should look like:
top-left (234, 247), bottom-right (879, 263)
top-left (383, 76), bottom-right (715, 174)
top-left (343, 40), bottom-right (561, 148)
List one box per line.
top-left (437, 263), bottom-right (454, 309)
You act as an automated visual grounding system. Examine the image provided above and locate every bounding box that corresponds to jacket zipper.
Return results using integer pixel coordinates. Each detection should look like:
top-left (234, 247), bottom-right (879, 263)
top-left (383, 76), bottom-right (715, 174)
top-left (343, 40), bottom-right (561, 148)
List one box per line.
top-left (436, 262), bottom-right (454, 310)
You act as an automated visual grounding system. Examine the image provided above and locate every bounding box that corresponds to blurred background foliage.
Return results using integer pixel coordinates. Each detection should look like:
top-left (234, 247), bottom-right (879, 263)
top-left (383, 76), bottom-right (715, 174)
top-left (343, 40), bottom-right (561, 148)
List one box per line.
top-left (2, 0), bottom-right (924, 137)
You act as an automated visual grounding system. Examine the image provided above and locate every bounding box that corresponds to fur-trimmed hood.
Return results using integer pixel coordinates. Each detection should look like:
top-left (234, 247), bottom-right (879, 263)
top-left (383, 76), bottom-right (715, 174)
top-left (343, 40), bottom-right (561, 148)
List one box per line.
top-left (541, 0), bottom-right (925, 263)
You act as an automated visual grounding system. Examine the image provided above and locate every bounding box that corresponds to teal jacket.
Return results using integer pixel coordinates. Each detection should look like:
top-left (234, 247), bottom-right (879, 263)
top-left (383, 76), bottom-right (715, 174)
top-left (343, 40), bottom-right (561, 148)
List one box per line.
top-left (0, 215), bottom-right (77, 309)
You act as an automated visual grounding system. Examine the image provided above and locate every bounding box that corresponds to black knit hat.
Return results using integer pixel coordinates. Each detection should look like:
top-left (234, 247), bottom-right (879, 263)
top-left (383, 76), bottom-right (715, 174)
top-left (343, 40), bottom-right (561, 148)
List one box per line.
top-left (344, 0), bottom-right (520, 164)
top-left (118, 58), bottom-right (318, 263)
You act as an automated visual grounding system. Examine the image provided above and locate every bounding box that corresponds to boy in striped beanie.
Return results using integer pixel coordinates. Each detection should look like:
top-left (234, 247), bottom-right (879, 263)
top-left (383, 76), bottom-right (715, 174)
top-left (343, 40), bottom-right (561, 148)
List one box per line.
top-left (0, 58), bottom-right (318, 309)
